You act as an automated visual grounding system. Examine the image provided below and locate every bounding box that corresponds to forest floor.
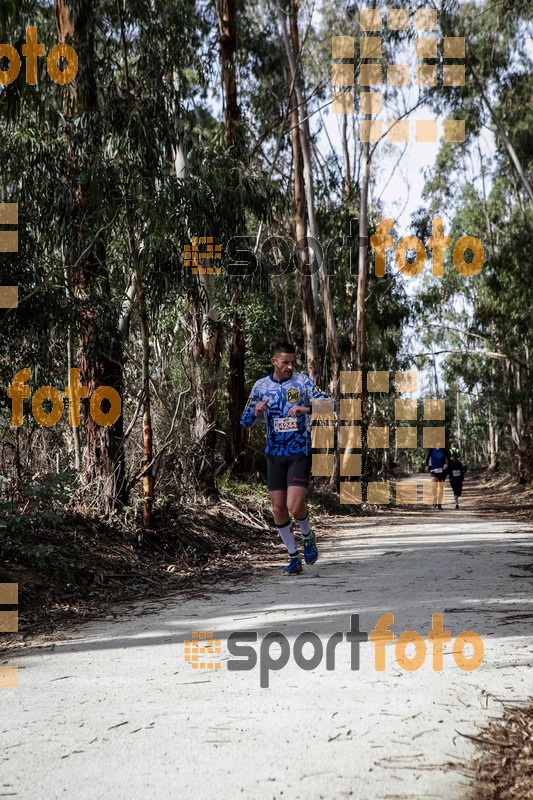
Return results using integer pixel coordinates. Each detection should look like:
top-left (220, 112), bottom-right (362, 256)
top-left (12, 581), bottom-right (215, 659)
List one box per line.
top-left (0, 480), bottom-right (351, 644)
top-left (1, 472), bottom-right (532, 798)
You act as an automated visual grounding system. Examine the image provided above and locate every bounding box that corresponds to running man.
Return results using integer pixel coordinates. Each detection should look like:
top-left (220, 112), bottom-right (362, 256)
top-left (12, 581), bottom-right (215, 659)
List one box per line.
top-left (425, 439), bottom-right (450, 509)
top-left (240, 342), bottom-right (333, 575)
top-left (448, 447), bottom-right (467, 509)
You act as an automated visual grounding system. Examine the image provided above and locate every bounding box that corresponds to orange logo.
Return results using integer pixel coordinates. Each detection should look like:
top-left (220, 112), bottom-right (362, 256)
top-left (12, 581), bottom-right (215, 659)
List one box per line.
top-left (184, 631), bottom-right (222, 670)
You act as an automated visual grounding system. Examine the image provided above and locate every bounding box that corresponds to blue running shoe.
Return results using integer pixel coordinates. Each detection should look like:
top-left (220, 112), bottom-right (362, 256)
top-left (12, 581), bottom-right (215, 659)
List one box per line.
top-left (303, 530), bottom-right (318, 565)
top-left (282, 554), bottom-right (303, 576)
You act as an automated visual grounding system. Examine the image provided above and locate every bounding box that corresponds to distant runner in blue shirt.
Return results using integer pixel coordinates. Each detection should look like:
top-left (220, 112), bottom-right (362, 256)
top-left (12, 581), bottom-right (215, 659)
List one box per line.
top-left (240, 342), bottom-right (333, 576)
top-left (425, 439), bottom-right (450, 510)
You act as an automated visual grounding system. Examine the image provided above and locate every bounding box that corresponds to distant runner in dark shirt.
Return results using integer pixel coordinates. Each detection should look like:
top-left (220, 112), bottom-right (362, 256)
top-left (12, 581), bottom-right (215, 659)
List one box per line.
top-left (425, 439), bottom-right (450, 509)
top-left (448, 447), bottom-right (467, 510)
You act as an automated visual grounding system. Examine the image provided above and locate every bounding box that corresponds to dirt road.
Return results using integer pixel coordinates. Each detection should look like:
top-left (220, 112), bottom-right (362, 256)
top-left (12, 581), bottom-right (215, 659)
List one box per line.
top-left (1, 479), bottom-right (532, 799)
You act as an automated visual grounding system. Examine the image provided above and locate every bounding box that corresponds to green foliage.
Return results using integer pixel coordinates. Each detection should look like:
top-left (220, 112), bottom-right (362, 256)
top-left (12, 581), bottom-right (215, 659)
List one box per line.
top-left (0, 470), bottom-right (79, 534)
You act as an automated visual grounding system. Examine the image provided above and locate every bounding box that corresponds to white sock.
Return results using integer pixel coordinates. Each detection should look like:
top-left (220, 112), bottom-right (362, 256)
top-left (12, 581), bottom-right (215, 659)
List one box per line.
top-left (276, 520), bottom-right (297, 555)
top-left (295, 511), bottom-right (311, 537)
top-left (454, 496), bottom-right (459, 504)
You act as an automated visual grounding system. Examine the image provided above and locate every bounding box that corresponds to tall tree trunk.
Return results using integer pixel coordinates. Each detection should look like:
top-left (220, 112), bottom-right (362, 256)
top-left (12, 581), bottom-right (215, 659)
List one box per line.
top-left (170, 107), bottom-right (221, 493)
top-left (215, 0), bottom-right (241, 148)
top-left (126, 208), bottom-right (154, 528)
top-left (226, 297), bottom-right (246, 474)
top-left (342, 115), bottom-right (352, 199)
top-left (355, 139), bottom-right (370, 373)
top-left (215, 0), bottom-right (246, 474)
top-left (278, 4), bottom-right (319, 307)
top-left (352, 96), bottom-right (372, 489)
top-left (470, 66), bottom-right (533, 205)
top-left (55, 0), bottom-right (127, 512)
top-left (186, 270), bottom-right (221, 495)
top-left (137, 286), bottom-right (154, 527)
top-left (280, 1), bottom-right (339, 400)
top-left (455, 381), bottom-right (462, 454)
top-left (285, 0), bottom-right (318, 380)
top-left (63, 243), bottom-right (81, 471)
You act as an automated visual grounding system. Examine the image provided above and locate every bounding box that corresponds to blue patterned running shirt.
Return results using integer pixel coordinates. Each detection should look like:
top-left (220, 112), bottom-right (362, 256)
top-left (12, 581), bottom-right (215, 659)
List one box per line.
top-left (240, 372), bottom-right (332, 456)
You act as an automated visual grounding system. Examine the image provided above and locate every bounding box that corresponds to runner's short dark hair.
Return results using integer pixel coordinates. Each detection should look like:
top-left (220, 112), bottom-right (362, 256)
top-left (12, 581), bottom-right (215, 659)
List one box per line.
top-left (271, 341), bottom-right (296, 358)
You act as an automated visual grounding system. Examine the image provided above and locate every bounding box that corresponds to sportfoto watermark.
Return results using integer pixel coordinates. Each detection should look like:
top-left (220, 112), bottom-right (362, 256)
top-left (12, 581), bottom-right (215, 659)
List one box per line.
top-left (0, 27), bottom-right (78, 86)
top-left (185, 612), bottom-right (484, 688)
top-left (221, 217), bottom-right (483, 279)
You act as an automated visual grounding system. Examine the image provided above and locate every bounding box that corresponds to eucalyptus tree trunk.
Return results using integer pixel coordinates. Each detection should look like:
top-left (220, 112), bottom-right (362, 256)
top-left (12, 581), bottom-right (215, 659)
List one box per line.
top-left (342, 115), bottom-right (352, 199)
top-left (63, 243), bottom-right (81, 471)
top-left (186, 271), bottom-right (221, 495)
top-left (285, 0), bottom-right (318, 381)
top-left (470, 67), bottom-right (533, 206)
top-left (54, 0), bottom-right (127, 512)
top-left (215, 0), bottom-right (241, 148)
top-left (125, 208), bottom-right (154, 528)
top-left (281, 1), bottom-right (339, 399)
top-left (278, 4), bottom-right (318, 307)
top-left (215, 0), bottom-right (246, 474)
top-left (355, 138), bottom-right (370, 373)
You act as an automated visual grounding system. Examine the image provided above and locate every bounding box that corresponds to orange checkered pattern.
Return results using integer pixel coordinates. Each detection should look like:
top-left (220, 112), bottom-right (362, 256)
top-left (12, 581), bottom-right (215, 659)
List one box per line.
top-left (182, 237), bottom-right (222, 275)
top-left (184, 631), bottom-right (222, 670)
top-left (0, 583), bottom-right (19, 688)
top-left (330, 370), bottom-right (446, 504)
top-left (332, 7), bottom-right (466, 144)
top-left (0, 203), bottom-right (19, 308)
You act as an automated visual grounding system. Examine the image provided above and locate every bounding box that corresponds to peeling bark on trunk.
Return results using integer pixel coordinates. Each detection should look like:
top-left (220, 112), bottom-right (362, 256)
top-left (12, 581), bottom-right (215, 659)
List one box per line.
top-left (186, 271), bottom-right (221, 495)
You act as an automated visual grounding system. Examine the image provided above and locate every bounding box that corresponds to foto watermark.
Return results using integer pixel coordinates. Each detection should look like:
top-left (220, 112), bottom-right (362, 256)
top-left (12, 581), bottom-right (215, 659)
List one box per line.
top-left (371, 218), bottom-right (483, 277)
top-left (0, 26), bottom-right (78, 86)
top-left (184, 612), bottom-right (484, 688)
top-left (5, 369), bottom-right (121, 428)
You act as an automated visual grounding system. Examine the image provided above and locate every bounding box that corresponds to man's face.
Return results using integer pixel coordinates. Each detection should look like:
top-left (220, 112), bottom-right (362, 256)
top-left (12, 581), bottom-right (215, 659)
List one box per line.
top-left (271, 352), bottom-right (295, 378)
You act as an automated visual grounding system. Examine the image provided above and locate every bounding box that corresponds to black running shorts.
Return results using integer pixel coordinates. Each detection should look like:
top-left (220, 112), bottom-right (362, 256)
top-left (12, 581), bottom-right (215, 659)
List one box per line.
top-left (430, 470), bottom-right (447, 482)
top-left (266, 454), bottom-right (312, 492)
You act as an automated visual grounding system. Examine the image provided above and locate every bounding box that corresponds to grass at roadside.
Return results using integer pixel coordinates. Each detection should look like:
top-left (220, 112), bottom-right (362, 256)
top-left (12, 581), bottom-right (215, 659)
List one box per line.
top-left (462, 703), bottom-right (533, 800)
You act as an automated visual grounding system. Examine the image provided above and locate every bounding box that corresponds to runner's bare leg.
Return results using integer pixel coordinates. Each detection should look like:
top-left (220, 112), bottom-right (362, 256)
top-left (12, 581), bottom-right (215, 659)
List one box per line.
top-left (269, 490), bottom-right (289, 524)
top-left (287, 486), bottom-right (308, 519)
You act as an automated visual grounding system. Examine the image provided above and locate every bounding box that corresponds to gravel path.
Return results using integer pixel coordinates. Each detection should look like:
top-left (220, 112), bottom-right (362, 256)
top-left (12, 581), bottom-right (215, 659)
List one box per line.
top-left (1, 481), bottom-right (532, 799)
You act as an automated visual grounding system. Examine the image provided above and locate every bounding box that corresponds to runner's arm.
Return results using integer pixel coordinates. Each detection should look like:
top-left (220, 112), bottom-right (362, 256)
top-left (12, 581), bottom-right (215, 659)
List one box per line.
top-left (301, 375), bottom-right (336, 414)
top-left (240, 382), bottom-right (261, 429)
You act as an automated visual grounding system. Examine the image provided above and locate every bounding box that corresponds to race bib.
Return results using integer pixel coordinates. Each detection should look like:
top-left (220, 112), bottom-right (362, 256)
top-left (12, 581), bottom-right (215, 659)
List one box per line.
top-left (274, 416), bottom-right (298, 432)
top-left (432, 467), bottom-right (443, 473)
top-left (452, 470), bottom-right (462, 476)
